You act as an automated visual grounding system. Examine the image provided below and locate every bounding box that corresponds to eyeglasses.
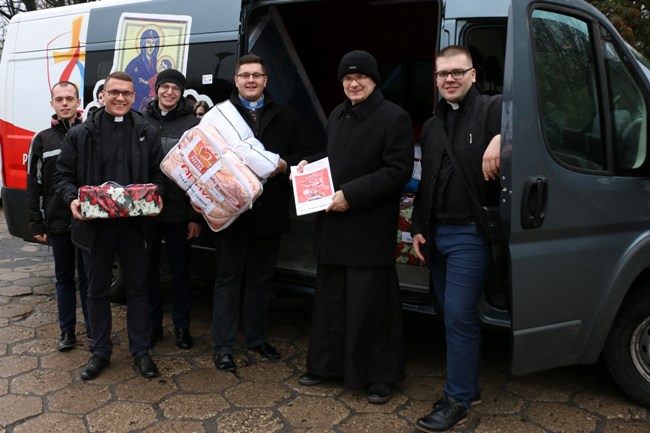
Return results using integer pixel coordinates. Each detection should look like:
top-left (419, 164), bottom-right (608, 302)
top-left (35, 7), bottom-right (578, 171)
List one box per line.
top-left (159, 84), bottom-right (181, 94)
top-left (342, 74), bottom-right (371, 84)
top-left (236, 73), bottom-right (266, 80)
top-left (104, 89), bottom-right (134, 98)
top-left (435, 67), bottom-right (473, 81)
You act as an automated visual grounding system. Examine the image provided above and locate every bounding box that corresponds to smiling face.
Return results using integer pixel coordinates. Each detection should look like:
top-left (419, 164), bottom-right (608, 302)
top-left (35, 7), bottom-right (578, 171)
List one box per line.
top-left (234, 62), bottom-right (267, 102)
top-left (157, 82), bottom-right (182, 112)
top-left (435, 52), bottom-right (475, 103)
top-left (50, 83), bottom-right (80, 122)
top-left (341, 73), bottom-right (376, 105)
top-left (103, 77), bottom-right (135, 117)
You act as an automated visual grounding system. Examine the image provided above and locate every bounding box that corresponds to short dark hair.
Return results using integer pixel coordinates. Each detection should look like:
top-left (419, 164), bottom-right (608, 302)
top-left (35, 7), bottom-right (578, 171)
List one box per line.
top-left (438, 45), bottom-right (473, 65)
top-left (105, 71), bottom-right (134, 86)
top-left (96, 84), bottom-right (104, 99)
top-left (236, 54), bottom-right (265, 74)
top-left (51, 81), bottom-right (79, 99)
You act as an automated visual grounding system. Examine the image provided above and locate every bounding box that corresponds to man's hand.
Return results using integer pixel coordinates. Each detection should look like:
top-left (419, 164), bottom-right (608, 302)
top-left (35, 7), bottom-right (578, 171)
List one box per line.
top-left (70, 199), bottom-right (89, 221)
top-left (325, 190), bottom-right (350, 213)
top-left (413, 233), bottom-right (427, 264)
top-left (290, 160), bottom-right (309, 181)
top-left (482, 134), bottom-right (501, 181)
top-left (270, 158), bottom-right (288, 178)
top-left (34, 234), bottom-right (47, 244)
top-left (187, 222), bottom-right (201, 240)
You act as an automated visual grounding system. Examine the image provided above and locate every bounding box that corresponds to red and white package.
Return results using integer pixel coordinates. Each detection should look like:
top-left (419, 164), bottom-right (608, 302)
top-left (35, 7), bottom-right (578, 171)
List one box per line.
top-left (78, 182), bottom-right (162, 218)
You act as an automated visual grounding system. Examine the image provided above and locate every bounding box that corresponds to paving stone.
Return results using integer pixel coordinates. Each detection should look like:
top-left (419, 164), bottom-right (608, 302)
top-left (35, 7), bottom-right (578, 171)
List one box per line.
top-left (47, 383), bottom-right (112, 414)
top-left (574, 390), bottom-right (646, 420)
top-left (216, 408), bottom-right (284, 433)
top-left (40, 349), bottom-right (89, 371)
top-left (10, 369), bottom-right (70, 395)
top-left (0, 286), bottom-right (32, 297)
top-left (0, 394), bottom-right (43, 427)
top-left (473, 390), bottom-right (525, 415)
top-left (87, 402), bottom-right (156, 433)
top-left (507, 373), bottom-right (575, 402)
top-left (80, 359), bottom-right (137, 384)
top-left (287, 378), bottom-right (343, 398)
top-left (398, 400), bottom-right (437, 424)
top-left (225, 381), bottom-right (291, 407)
top-left (0, 304), bottom-right (33, 319)
top-left (0, 272), bottom-right (31, 282)
top-left (0, 379), bottom-right (7, 396)
top-left (0, 344), bottom-right (5, 356)
top-left (0, 326), bottom-right (33, 345)
top-left (11, 337), bottom-right (64, 355)
top-left (279, 396), bottom-right (350, 428)
top-left (603, 420), bottom-right (650, 432)
top-left (339, 412), bottom-right (411, 433)
top-left (161, 394), bottom-right (230, 420)
top-left (156, 357), bottom-right (194, 377)
top-left (339, 388), bottom-right (408, 413)
top-left (475, 414), bottom-right (549, 433)
top-left (14, 311), bottom-right (57, 328)
top-left (0, 355), bottom-right (38, 378)
top-left (176, 369), bottom-right (240, 393)
top-left (526, 402), bottom-right (601, 433)
top-left (237, 360), bottom-right (294, 383)
top-left (18, 294), bottom-right (52, 306)
top-left (12, 412), bottom-right (86, 433)
top-left (141, 420), bottom-right (207, 433)
top-left (401, 375), bottom-right (446, 400)
top-left (114, 376), bottom-right (177, 403)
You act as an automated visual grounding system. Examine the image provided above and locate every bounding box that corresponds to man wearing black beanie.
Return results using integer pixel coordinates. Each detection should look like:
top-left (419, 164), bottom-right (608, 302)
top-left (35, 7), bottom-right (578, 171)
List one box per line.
top-left (296, 50), bottom-right (413, 404)
top-left (143, 69), bottom-right (202, 351)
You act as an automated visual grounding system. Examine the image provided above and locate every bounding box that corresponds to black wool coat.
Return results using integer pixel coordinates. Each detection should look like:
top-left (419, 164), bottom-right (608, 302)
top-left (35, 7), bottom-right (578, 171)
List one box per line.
top-left (311, 89), bottom-right (413, 267)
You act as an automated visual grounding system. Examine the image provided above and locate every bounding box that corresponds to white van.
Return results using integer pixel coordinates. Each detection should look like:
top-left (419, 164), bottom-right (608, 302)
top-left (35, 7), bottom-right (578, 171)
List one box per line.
top-left (1, 0), bottom-right (650, 408)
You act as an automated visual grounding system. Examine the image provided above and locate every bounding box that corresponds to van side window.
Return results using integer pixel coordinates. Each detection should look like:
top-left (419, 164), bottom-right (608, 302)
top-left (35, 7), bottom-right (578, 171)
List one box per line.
top-left (532, 9), bottom-right (648, 174)
top-left (603, 41), bottom-right (648, 171)
top-left (532, 10), bottom-right (605, 171)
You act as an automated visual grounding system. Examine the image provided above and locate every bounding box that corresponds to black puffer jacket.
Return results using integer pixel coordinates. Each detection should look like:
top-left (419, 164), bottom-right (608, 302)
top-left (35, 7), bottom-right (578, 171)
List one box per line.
top-left (54, 108), bottom-right (165, 252)
top-left (27, 113), bottom-right (82, 235)
top-left (143, 97), bottom-right (200, 223)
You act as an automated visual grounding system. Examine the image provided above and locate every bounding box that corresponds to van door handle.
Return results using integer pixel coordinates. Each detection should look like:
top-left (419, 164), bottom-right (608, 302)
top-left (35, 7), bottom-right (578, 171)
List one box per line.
top-left (521, 176), bottom-right (548, 229)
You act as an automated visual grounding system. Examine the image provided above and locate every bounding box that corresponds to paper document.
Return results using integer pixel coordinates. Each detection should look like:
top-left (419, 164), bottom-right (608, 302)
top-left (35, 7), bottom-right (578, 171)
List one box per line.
top-left (291, 157), bottom-right (335, 216)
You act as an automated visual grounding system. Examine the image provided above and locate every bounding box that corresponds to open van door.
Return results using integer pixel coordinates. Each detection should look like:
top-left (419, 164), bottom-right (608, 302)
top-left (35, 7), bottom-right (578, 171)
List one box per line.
top-left (504, 0), bottom-right (650, 405)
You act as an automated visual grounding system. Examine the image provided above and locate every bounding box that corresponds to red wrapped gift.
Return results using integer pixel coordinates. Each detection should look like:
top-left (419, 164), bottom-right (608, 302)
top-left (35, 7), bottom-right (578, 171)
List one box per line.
top-left (396, 193), bottom-right (422, 266)
top-left (78, 182), bottom-right (162, 218)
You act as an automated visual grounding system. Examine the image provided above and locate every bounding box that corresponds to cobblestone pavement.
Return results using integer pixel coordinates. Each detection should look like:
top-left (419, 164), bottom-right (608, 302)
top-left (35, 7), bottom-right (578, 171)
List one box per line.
top-left (1, 206), bottom-right (649, 433)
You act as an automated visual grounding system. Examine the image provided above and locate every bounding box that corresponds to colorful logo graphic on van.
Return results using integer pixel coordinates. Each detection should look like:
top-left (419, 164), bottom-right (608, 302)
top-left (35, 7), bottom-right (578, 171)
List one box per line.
top-left (46, 16), bottom-right (86, 101)
top-left (114, 13), bottom-right (192, 112)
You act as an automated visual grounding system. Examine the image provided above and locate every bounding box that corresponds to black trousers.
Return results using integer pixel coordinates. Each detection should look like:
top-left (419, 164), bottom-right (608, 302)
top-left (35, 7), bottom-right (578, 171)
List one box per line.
top-left (306, 264), bottom-right (405, 389)
top-left (211, 235), bottom-right (281, 354)
top-left (83, 219), bottom-right (151, 360)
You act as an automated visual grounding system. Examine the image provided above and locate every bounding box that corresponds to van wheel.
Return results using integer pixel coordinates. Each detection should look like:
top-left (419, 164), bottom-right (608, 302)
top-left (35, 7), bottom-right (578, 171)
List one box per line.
top-left (604, 286), bottom-right (650, 407)
top-left (109, 257), bottom-right (126, 303)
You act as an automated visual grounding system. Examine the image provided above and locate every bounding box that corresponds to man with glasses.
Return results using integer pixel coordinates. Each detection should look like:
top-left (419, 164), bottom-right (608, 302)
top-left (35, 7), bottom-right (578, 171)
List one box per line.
top-left (142, 69), bottom-right (201, 351)
top-left (411, 45), bottom-right (501, 432)
top-left (296, 50), bottom-right (413, 404)
top-left (211, 54), bottom-right (308, 373)
top-left (55, 71), bottom-right (165, 381)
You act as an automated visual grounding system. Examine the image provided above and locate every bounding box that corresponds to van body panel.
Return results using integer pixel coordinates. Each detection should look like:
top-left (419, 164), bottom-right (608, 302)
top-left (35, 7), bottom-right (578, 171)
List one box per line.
top-left (443, 0), bottom-right (509, 19)
top-left (504, 0), bottom-right (650, 374)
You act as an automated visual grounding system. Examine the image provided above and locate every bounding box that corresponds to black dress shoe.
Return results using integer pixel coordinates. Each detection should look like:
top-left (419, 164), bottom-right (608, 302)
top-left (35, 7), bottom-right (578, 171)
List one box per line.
top-left (81, 355), bottom-right (110, 380)
top-left (298, 372), bottom-right (326, 386)
top-left (214, 353), bottom-right (237, 372)
top-left (134, 352), bottom-right (159, 378)
top-left (58, 331), bottom-right (76, 351)
top-left (249, 342), bottom-right (280, 359)
top-left (367, 383), bottom-right (392, 404)
top-left (175, 327), bottom-right (193, 350)
top-left (150, 326), bottom-right (163, 348)
top-left (416, 394), bottom-right (468, 432)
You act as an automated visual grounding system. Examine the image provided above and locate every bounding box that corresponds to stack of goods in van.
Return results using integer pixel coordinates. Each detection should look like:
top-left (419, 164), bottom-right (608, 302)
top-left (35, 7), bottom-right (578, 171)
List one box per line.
top-left (78, 182), bottom-right (162, 218)
top-left (160, 100), bottom-right (279, 232)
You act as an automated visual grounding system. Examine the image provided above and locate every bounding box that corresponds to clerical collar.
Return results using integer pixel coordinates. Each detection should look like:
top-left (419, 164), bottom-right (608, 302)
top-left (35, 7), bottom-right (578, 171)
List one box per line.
top-left (104, 111), bottom-right (125, 122)
top-left (239, 95), bottom-right (264, 110)
top-left (448, 101), bottom-right (460, 111)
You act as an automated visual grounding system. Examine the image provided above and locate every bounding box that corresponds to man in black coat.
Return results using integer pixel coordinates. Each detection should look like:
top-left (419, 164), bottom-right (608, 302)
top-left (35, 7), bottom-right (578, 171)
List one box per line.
top-left (210, 54), bottom-right (309, 372)
top-left (296, 50), bottom-right (413, 404)
top-left (27, 81), bottom-right (89, 351)
top-left (142, 69), bottom-right (201, 350)
top-left (411, 45), bottom-right (501, 432)
top-left (55, 71), bottom-right (165, 381)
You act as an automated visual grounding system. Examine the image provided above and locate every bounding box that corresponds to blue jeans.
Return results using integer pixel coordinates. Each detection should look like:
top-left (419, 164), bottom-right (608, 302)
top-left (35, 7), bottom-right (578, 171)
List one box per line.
top-left (49, 232), bottom-right (89, 334)
top-left (431, 223), bottom-right (490, 408)
top-left (148, 221), bottom-right (193, 330)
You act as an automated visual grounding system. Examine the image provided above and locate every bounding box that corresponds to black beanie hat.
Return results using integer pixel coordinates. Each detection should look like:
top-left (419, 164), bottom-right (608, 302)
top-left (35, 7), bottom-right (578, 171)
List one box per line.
top-left (337, 50), bottom-right (380, 83)
top-left (155, 69), bottom-right (186, 93)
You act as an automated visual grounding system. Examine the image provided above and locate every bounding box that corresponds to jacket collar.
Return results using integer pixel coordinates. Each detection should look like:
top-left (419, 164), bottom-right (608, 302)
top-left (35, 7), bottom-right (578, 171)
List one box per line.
top-left (50, 111), bottom-right (82, 132)
top-left (435, 85), bottom-right (479, 118)
top-left (339, 88), bottom-right (384, 121)
top-left (145, 96), bottom-right (194, 121)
